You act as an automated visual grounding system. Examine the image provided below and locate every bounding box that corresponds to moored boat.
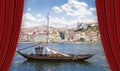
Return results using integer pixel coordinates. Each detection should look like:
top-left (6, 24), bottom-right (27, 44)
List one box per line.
top-left (16, 46), bottom-right (94, 61)
top-left (17, 13), bottom-right (94, 61)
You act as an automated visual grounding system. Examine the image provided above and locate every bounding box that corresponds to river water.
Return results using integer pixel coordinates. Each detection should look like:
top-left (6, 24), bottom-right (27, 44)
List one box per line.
top-left (9, 43), bottom-right (111, 71)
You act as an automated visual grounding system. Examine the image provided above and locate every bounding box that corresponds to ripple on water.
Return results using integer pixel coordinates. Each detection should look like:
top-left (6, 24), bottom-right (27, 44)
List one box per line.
top-left (9, 43), bottom-right (111, 71)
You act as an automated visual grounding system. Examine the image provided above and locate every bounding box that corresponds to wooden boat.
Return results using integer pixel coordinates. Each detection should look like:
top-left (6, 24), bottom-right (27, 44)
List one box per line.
top-left (17, 45), bottom-right (94, 61)
top-left (16, 51), bottom-right (94, 61)
top-left (17, 13), bottom-right (94, 61)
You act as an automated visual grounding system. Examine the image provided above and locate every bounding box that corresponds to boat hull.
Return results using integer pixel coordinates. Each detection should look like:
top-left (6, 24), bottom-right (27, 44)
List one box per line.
top-left (17, 51), bottom-right (94, 61)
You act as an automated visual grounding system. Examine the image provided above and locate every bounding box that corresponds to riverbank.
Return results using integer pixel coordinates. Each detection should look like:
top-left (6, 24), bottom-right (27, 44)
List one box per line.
top-left (18, 41), bottom-right (101, 44)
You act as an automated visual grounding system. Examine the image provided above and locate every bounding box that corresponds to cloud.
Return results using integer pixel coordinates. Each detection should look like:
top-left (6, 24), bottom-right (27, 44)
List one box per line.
top-left (60, 0), bottom-right (97, 24)
top-left (90, 8), bottom-right (96, 12)
top-left (61, 0), bottom-right (92, 18)
top-left (22, 12), bottom-right (97, 29)
top-left (49, 16), bottom-right (77, 28)
top-left (28, 8), bottom-right (31, 11)
top-left (51, 0), bottom-right (97, 28)
top-left (68, 0), bottom-right (88, 8)
top-left (22, 0), bottom-right (97, 29)
top-left (22, 13), bottom-right (46, 28)
top-left (36, 14), bottom-right (42, 18)
top-left (53, 6), bottom-right (62, 13)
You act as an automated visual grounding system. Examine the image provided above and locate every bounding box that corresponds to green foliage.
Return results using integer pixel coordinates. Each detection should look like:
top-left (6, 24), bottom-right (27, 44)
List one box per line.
top-left (80, 38), bottom-right (85, 42)
top-left (74, 29), bottom-right (78, 32)
top-left (74, 24), bottom-right (99, 32)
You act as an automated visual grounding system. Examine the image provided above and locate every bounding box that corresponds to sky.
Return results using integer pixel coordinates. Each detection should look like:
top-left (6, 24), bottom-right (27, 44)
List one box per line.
top-left (22, 0), bottom-right (97, 28)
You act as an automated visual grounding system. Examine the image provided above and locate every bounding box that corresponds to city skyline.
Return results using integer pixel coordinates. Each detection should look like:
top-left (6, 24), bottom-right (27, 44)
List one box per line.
top-left (22, 0), bottom-right (97, 28)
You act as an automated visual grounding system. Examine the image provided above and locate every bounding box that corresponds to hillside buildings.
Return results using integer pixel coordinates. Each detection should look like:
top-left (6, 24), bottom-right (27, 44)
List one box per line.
top-left (19, 22), bottom-right (100, 43)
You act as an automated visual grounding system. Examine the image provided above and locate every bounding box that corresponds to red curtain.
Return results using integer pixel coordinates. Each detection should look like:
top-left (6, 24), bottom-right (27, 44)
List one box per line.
top-left (96, 0), bottom-right (120, 71)
top-left (0, 0), bottom-right (24, 71)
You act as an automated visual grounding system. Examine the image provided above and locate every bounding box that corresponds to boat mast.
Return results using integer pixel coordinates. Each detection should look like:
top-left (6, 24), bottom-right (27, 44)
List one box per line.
top-left (66, 24), bottom-right (68, 41)
top-left (46, 12), bottom-right (49, 47)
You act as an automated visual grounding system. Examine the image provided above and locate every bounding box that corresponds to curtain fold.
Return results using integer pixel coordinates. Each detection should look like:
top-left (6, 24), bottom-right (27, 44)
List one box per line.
top-left (0, 0), bottom-right (24, 71)
top-left (96, 0), bottom-right (120, 71)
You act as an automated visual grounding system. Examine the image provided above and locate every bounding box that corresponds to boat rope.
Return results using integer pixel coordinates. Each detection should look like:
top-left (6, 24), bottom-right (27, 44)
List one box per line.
top-left (16, 44), bottom-right (40, 52)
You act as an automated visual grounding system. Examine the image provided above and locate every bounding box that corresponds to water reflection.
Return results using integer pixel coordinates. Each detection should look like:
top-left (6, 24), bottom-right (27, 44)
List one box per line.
top-left (23, 60), bottom-right (92, 71)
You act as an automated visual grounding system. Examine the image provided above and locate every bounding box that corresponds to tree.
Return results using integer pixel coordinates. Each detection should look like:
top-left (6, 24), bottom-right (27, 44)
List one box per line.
top-left (80, 38), bottom-right (85, 42)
